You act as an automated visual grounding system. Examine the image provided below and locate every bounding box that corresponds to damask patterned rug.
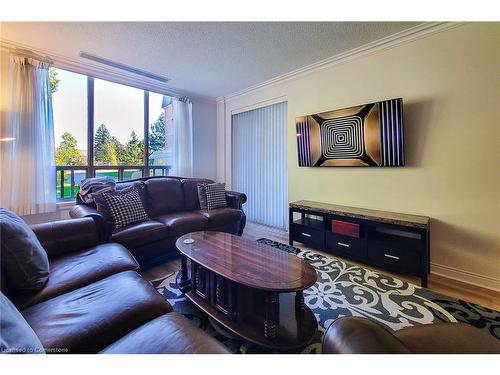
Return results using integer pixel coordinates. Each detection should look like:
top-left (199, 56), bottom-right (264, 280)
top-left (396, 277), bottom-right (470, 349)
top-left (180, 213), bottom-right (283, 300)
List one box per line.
top-left (151, 238), bottom-right (500, 353)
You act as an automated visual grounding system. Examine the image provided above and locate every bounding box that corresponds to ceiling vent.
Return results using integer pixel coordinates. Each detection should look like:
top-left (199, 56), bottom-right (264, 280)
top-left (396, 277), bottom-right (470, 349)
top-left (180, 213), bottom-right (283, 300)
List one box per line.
top-left (79, 52), bottom-right (170, 82)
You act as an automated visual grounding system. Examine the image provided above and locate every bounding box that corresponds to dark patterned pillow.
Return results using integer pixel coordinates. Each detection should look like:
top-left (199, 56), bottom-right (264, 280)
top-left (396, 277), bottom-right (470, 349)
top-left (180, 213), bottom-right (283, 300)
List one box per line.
top-left (205, 183), bottom-right (227, 210)
top-left (102, 186), bottom-right (150, 229)
top-left (94, 181), bottom-right (148, 227)
top-left (197, 183), bottom-right (208, 210)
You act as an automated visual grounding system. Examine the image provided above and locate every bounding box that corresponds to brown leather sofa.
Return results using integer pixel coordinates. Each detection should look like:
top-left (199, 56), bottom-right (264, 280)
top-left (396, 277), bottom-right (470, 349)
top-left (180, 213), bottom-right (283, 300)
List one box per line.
top-left (70, 176), bottom-right (247, 268)
top-left (1, 218), bottom-right (228, 354)
top-left (322, 316), bottom-right (500, 354)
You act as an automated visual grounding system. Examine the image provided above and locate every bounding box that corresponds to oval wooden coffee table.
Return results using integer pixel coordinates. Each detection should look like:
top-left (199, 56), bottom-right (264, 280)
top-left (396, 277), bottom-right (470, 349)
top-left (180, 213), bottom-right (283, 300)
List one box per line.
top-left (176, 231), bottom-right (318, 350)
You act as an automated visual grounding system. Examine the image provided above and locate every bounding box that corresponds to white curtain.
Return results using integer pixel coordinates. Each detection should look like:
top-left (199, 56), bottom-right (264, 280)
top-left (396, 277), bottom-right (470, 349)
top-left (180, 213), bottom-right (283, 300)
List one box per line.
top-left (0, 55), bottom-right (56, 215)
top-left (231, 101), bottom-right (287, 229)
top-left (170, 97), bottom-right (193, 177)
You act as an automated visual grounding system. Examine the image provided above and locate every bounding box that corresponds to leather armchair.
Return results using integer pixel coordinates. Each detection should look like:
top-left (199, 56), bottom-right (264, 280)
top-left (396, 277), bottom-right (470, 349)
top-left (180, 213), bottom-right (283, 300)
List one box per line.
top-left (322, 316), bottom-right (500, 354)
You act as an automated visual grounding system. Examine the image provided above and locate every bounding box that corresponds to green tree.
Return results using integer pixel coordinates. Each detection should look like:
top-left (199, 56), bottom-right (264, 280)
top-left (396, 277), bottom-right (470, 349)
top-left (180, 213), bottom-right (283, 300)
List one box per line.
top-left (120, 131), bottom-right (144, 165)
top-left (94, 124), bottom-right (112, 165)
top-left (104, 141), bottom-right (118, 166)
top-left (55, 132), bottom-right (86, 166)
top-left (149, 113), bottom-right (165, 154)
top-left (49, 68), bottom-right (60, 94)
top-left (111, 136), bottom-right (125, 163)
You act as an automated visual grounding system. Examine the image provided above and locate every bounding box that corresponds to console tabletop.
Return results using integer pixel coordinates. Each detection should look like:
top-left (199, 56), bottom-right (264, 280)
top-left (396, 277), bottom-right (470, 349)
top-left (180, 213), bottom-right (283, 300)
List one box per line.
top-left (289, 200), bottom-right (430, 229)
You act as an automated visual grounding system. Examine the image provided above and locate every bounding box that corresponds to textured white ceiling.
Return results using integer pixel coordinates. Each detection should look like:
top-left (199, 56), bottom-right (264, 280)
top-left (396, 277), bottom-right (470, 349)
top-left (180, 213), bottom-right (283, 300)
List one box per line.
top-left (1, 22), bottom-right (420, 98)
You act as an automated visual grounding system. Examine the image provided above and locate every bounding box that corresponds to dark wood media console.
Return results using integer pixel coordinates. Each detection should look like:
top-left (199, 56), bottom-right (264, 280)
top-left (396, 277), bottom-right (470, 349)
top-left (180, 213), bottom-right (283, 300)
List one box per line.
top-left (289, 200), bottom-right (431, 287)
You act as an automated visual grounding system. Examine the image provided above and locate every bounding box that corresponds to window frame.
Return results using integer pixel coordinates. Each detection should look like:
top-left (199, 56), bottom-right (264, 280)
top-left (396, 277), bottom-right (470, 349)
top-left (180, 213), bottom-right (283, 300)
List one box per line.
top-left (55, 71), bottom-right (171, 202)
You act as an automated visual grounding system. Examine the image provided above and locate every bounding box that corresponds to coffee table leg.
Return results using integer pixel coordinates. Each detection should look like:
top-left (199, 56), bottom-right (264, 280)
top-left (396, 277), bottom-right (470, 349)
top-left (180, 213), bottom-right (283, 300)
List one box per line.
top-left (264, 292), bottom-right (278, 340)
top-left (295, 291), bottom-right (305, 313)
top-left (177, 255), bottom-right (191, 293)
top-left (180, 256), bottom-right (188, 282)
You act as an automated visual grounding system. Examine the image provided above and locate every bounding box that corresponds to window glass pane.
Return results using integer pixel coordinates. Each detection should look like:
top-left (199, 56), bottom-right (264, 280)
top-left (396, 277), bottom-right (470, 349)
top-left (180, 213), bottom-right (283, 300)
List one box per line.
top-left (56, 168), bottom-right (88, 201)
top-left (52, 68), bottom-right (87, 166)
top-left (148, 92), bottom-right (172, 173)
top-left (94, 79), bottom-right (144, 166)
top-left (95, 169), bottom-right (118, 179)
top-left (123, 169), bottom-right (143, 181)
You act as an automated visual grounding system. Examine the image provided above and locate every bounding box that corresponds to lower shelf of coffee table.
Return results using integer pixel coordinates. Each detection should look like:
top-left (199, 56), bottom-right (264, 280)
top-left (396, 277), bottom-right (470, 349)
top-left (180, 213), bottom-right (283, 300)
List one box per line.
top-left (184, 287), bottom-right (317, 351)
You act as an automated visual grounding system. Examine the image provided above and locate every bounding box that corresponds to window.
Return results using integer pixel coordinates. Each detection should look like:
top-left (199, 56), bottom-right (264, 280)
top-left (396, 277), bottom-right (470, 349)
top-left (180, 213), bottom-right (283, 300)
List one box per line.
top-left (52, 69), bottom-right (88, 200)
top-left (148, 92), bottom-right (173, 176)
top-left (94, 78), bottom-right (144, 167)
top-left (51, 68), bottom-right (172, 201)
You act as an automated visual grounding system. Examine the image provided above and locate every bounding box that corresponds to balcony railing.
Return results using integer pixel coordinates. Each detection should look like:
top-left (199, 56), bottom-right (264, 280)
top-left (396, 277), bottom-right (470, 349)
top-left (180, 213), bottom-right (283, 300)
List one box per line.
top-left (56, 165), bottom-right (171, 201)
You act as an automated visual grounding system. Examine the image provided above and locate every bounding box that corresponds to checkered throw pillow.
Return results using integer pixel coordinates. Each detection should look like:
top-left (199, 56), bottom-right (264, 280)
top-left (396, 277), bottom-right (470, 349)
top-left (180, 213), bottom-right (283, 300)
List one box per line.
top-left (102, 186), bottom-right (150, 229)
top-left (205, 183), bottom-right (227, 210)
top-left (197, 183), bottom-right (208, 210)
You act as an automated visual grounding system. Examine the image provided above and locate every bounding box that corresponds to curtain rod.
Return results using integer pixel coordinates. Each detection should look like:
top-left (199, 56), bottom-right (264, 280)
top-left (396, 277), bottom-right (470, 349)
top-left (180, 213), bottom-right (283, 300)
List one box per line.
top-left (8, 48), bottom-right (54, 65)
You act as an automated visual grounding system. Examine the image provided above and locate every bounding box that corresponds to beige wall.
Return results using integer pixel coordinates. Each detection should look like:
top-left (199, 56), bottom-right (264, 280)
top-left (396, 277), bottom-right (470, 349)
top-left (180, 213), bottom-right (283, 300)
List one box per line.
top-left (192, 98), bottom-right (217, 180)
top-left (219, 23), bottom-right (500, 289)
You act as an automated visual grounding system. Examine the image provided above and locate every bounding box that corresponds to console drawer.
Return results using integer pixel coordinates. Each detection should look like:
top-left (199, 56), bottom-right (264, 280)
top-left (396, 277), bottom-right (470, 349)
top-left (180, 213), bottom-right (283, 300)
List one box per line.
top-left (367, 242), bottom-right (420, 275)
top-left (325, 232), bottom-right (366, 259)
top-left (292, 224), bottom-right (324, 248)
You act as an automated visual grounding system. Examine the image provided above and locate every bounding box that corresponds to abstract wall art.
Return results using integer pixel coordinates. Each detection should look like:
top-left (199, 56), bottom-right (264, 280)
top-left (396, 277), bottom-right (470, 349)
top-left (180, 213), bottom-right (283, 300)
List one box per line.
top-left (296, 98), bottom-right (405, 167)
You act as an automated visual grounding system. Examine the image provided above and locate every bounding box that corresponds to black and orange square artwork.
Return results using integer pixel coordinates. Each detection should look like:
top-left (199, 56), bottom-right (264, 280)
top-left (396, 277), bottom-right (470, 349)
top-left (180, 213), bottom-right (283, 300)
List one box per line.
top-left (296, 98), bottom-right (404, 167)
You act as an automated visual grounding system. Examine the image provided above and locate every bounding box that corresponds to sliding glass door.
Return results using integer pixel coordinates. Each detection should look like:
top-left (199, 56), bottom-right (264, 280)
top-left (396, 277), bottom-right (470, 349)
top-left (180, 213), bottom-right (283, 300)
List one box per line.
top-left (231, 102), bottom-right (287, 229)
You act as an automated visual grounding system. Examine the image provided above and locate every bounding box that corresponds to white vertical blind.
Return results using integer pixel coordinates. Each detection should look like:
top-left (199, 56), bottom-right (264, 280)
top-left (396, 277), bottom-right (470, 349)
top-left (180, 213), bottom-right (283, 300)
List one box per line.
top-left (231, 101), bottom-right (287, 229)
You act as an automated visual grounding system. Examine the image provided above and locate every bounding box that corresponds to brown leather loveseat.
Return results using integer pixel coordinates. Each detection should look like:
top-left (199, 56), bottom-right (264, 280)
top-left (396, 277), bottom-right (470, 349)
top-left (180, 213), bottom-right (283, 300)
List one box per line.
top-left (70, 176), bottom-right (247, 267)
top-left (1, 218), bottom-right (228, 354)
top-left (322, 316), bottom-right (500, 354)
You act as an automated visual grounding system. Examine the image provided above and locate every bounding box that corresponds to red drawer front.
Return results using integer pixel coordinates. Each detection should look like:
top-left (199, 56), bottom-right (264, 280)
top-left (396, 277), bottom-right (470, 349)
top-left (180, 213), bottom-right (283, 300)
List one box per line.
top-left (331, 220), bottom-right (360, 238)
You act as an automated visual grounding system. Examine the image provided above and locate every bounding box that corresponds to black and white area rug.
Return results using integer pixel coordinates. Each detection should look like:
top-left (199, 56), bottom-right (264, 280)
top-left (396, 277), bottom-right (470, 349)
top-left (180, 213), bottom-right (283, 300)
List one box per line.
top-left (150, 238), bottom-right (500, 353)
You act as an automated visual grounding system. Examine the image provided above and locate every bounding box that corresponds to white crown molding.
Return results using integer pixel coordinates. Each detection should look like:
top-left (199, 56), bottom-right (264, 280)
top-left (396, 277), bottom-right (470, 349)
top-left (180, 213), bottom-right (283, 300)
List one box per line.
top-left (217, 22), bottom-right (466, 103)
top-left (431, 262), bottom-right (500, 293)
top-left (0, 38), bottom-right (216, 103)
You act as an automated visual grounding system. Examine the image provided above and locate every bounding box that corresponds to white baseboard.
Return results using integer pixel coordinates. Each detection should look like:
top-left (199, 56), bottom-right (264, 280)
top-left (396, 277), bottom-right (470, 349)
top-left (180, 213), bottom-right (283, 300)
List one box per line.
top-left (431, 263), bottom-right (500, 293)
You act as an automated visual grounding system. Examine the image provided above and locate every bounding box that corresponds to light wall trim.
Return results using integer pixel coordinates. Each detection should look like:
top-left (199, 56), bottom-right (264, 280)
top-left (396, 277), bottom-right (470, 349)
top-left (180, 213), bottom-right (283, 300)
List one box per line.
top-left (431, 263), bottom-right (500, 293)
top-left (217, 22), bottom-right (465, 103)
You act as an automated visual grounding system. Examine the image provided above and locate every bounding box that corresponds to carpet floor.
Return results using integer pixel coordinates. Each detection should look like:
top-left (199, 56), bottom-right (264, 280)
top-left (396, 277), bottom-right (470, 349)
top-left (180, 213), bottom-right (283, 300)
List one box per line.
top-left (150, 238), bottom-right (500, 353)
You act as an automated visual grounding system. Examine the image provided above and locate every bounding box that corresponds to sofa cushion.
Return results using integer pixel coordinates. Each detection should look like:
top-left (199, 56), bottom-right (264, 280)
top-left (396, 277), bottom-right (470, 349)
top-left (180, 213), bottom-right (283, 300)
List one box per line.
top-left (200, 208), bottom-right (243, 229)
top-left (145, 178), bottom-right (185, 216)
top-left (181, 178), bottom-right (213, 211)
top-left (102, 186), bottom-right (150, 229)
top-left (111, 220), bottom-right (168, 249)
top-left (13, 243), bottom-right (139, 309)
top-left (197, 183), bottom-right (208, 210)
top-left (155, 212), bottom-right (208, 237)
top-left (94, 181), bottom-right (148, 226)
top-left (0, 208), bottom-right (49, 291)
top-left (205, 183), bottom-right (228, 210)
top-left (21, 271), bottom-right (172, 353)
top-left (1, 293), bottom-right (45, 354)
top-left (100, 313), bottom-right (229, 354)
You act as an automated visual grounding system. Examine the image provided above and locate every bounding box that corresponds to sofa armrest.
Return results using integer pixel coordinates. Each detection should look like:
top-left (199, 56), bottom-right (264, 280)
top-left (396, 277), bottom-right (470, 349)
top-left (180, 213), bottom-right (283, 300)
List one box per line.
top-left (322, 317), bottom-right (411, 354)
top-left (70, 204), bottom-right (110, 242)
top-left (225, 191), bottom-right (247, 210)
top-left (31, 218), bottom-right (101, 259)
